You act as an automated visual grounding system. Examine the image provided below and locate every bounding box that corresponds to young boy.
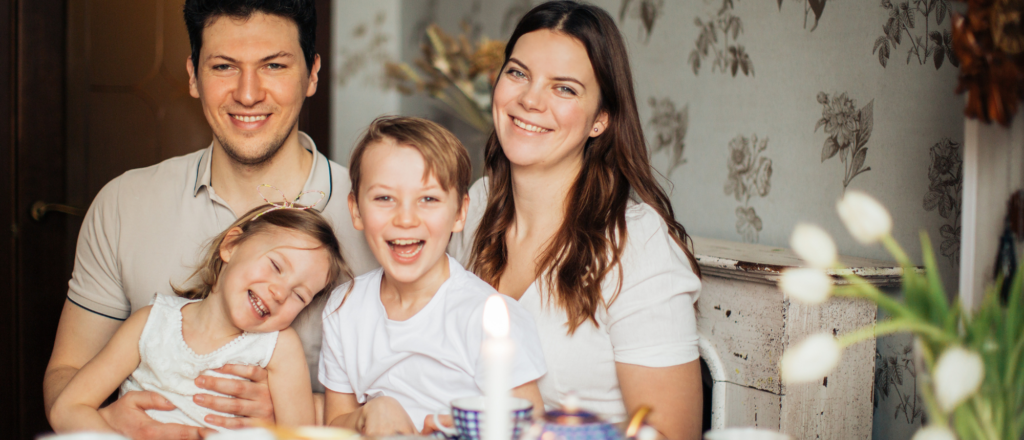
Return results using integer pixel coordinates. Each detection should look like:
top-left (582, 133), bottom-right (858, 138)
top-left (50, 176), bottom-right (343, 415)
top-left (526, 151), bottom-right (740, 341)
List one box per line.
top-left (320, 116), bottom-right (546, 433)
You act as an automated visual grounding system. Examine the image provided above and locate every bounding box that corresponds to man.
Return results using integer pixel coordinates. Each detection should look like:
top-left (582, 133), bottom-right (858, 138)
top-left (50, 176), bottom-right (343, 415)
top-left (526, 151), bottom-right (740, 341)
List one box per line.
top-left (43, 1), bottom-right (376, 438)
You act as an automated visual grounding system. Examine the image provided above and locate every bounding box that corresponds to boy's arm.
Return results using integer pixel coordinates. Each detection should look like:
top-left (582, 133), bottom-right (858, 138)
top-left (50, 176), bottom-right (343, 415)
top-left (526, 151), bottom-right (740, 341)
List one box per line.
top-left (324, 389), bottom-right (362, 429)
top-left (265, 328), bottom-right (315, 426)
top-left (49, 306), bottom-right (151, 433)
top-left (325, 390), bottom-right (416, 435)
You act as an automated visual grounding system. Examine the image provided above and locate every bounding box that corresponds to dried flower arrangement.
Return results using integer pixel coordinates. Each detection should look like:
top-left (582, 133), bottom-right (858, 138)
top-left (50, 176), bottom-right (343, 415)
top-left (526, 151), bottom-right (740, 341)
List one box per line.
top-left (385, 24), bottom-right (506, 133)
top-left (952, 0), bottom-right (1024, 126)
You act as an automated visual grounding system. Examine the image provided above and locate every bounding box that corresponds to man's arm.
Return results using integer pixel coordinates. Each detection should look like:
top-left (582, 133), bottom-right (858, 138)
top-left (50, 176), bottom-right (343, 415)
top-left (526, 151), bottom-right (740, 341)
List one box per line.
top-left (44, 299), bottom-right (121, 416)
top-left (45, 299), bottom-right (209, 440)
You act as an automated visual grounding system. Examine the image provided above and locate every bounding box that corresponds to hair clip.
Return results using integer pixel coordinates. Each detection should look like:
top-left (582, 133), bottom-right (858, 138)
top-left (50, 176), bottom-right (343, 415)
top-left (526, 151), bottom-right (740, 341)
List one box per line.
top-left (252, 184), bottom-right (326, 220)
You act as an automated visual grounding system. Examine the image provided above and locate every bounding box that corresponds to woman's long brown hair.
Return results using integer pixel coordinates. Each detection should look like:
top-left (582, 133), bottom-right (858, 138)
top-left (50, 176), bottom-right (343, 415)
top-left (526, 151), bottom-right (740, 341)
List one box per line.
top-left (470, 1), bottom-right (701, 335)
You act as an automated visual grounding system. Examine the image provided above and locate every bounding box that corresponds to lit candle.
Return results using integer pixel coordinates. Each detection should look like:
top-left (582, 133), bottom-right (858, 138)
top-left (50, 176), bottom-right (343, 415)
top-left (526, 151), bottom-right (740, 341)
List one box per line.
top-left (483, 295), bottom-right (513, 440)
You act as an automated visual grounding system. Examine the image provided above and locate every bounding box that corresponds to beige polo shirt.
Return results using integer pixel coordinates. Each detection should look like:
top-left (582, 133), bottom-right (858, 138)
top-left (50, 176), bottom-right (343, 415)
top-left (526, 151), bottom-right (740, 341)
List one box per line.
top-left (66, 132), bottom-right (377, 391)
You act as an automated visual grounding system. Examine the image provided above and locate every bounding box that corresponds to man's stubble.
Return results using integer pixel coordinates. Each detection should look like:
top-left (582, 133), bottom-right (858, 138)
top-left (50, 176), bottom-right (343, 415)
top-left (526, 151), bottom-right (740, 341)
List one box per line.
top-left (214, 127), bottom-right (291, 168)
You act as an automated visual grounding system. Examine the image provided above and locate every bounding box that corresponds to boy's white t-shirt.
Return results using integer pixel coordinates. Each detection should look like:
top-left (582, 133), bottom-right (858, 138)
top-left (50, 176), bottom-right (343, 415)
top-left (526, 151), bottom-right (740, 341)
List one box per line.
top-left (318, 255), bottom-right (547, 430)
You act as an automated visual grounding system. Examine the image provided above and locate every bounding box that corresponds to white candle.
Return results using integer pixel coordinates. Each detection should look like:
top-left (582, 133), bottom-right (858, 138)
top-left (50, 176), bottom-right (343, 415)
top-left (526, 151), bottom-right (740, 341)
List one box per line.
top-left (483, 295), bottom-right (513, 440)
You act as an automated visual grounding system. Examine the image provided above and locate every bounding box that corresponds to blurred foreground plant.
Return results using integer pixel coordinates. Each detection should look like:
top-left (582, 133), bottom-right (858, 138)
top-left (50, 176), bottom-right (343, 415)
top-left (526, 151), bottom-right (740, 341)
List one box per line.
top-left (385, 24), bottom-right (504, 133)
top-left (779, 190), bottom-right (1024, 440)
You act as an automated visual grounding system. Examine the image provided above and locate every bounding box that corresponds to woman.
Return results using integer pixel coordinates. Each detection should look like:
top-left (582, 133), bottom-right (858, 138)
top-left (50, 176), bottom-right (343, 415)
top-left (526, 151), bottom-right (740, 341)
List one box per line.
top-left (449, 2), bottom-right (704, 439)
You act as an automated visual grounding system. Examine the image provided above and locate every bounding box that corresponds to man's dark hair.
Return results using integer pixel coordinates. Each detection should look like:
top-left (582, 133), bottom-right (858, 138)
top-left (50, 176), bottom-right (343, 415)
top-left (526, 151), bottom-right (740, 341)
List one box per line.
top-left (184, 0), bottom-right (317, 74)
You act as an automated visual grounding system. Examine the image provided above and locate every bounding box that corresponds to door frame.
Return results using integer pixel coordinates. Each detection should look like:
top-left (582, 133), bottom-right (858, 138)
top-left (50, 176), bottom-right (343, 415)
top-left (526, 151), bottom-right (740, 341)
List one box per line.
top-left (299, 0), bottom-right (332, 156)
top-left (2, 0), bottom-right (69, 438)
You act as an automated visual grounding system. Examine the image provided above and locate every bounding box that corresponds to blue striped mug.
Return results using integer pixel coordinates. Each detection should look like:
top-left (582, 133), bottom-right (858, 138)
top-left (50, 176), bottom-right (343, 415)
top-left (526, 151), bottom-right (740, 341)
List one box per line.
top-left (432, 396), bottom-right (533, 440)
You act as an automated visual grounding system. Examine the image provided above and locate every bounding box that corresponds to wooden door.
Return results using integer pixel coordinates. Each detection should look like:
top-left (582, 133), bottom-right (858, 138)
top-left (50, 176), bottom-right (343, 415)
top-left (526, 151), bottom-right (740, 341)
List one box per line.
top-left (1, 0), bottom-right (331, 437)
top-left (2, 0), bottom-right (71, 438)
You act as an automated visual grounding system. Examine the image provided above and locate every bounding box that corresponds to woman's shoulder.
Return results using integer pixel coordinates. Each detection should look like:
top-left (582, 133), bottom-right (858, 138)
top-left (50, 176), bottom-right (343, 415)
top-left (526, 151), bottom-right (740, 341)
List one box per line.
top-left (622, 200), bottom-right (673, 245)
top-left (613, 200), bottom-right (699, 290)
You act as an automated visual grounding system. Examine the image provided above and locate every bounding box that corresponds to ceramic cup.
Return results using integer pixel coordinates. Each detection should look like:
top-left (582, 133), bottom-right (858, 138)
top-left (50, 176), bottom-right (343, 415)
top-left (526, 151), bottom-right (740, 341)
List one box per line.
top-left (432, 396), bottom-right (533, 440)
top-left (703, 427), bottom-right (793, 440)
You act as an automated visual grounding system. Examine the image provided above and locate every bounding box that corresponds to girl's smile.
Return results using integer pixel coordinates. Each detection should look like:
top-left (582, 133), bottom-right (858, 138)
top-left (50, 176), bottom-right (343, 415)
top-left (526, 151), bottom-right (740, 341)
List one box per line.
top-left (211, 227), bottom-right (332, 334)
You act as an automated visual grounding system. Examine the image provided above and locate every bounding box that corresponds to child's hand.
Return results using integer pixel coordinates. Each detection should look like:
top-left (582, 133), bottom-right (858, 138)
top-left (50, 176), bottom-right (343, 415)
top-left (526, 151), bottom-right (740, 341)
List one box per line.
top-left (421, 414), bottom-right (454, 436)
top-left (194, 363), bottom-right (275, 428)
top-left (100, 391), bottom-right (213, 439)
top-left (357, 396), bottom-right (417, 435)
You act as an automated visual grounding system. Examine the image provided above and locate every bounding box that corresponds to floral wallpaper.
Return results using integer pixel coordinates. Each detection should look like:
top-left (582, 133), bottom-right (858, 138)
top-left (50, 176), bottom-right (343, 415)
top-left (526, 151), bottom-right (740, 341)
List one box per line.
top-left (688, 0), bottom-right (753, 76)
top-left (724, 135), bottom-right (772, 242)
top-left (815, 92), bottom-right (875, 191)
top-left (336, 12), bottom-right (395, 88)
top-left (619, 0), bottom-right (663, 43)
top-left (873, 0), bottom-right (958, 69)
top-left (874, 336), bottom-right (927, 429)
top-left (783, 0), bottom-right (829, 32)
top-left (923, 138), bottom-right (963, 267)
top-left (648, 97), bottom-right (689, 174)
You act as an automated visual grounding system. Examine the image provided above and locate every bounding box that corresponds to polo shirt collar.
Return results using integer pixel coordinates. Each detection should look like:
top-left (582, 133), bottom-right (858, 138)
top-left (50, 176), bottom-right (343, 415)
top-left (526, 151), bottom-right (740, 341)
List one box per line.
top-left (191, 132), bottom-right (333, 212)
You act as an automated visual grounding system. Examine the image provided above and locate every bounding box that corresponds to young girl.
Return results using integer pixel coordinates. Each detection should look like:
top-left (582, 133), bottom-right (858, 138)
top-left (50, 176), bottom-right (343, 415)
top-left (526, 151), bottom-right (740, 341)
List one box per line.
top-left (51, 199), bottom-right (351, 434)
top-left (321, 116), bottom-right (546, 434)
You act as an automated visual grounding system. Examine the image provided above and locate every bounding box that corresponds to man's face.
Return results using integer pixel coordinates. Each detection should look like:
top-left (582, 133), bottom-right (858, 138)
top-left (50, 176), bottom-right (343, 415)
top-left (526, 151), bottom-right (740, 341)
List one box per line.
top-left (187, 12), bottom-right (319, 165)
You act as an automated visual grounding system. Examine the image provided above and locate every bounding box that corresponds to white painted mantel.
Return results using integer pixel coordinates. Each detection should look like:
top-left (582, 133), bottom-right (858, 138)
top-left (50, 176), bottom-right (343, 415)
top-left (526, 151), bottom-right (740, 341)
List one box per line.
top-left (693, 237), bottom-right (906, 440)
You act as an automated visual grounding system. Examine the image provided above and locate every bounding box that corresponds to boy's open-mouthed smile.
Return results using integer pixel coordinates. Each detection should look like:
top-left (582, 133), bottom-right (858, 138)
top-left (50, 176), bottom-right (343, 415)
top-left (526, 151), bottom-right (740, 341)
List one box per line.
top-left (349, 139), bottom-right (468, 298)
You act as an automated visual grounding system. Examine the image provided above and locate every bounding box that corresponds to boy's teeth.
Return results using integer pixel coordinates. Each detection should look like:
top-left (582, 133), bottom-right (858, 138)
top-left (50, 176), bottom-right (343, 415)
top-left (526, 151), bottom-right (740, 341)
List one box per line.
top-left (513, 117), bottom-right (550, 133)
top-left (233, 115), bottom-right (268, 123)
top-left (388, 240), bottom-right (424, 258)
top-left (391, 239), bottom-right (422, 245)
top-left (248, 290), bottom-right (268, 317)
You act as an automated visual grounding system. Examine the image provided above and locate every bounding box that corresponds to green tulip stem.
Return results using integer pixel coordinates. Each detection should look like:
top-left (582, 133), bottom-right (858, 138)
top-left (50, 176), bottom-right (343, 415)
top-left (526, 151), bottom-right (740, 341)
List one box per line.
top-left (914, 342), bottom-right (948, 427)
top-left (837, 319), bottom-right (953, 348)
top-left (881, 235), bottom-right (913, 268)
top-left (972, 398), bottom-right (1000, 440)
top-left (1007, 336), bottom-right (1024, 388)
top-left (832, 279), bottom-right (910, 319)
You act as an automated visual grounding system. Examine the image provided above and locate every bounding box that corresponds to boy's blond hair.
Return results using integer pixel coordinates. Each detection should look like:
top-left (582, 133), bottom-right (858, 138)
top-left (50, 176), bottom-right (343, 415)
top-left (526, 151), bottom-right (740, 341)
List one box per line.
top-left (349, 116), bottom-right (471, 205)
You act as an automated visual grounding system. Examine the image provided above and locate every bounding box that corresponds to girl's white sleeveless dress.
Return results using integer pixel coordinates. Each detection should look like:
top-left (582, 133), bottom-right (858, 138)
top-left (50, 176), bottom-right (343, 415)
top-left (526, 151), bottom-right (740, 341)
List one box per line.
top-left (120, 294), bottom-right (279, 432)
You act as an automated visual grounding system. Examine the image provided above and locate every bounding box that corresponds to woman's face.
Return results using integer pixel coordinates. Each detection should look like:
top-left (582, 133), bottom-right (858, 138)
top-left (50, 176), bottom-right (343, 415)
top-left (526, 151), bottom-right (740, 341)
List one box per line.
top-left (492, 29), bottom-right (608, 173)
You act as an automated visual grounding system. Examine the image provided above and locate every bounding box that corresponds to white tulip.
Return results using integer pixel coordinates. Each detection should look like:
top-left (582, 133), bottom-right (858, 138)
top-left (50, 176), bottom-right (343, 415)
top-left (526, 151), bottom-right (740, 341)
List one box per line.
top-left (780, 333), bottom-right (842, 384)
top-left (911, 426), bottom-right (958, 440)
top-left (790, 223), bottom-right (838, 268)
top-left (836, 190), bottom-right (893, 245)
top-left (934, 346), bottom-right (985, 413)
top-left (778, 268), bottom-right (833, 305)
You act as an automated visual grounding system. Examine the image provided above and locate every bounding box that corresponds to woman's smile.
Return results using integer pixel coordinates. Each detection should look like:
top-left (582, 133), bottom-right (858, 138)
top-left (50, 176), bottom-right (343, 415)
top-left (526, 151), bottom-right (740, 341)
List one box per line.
top-left (511, 116), bottom-right (553, 133)
top-left (492, 29), bottom-right (607, 171)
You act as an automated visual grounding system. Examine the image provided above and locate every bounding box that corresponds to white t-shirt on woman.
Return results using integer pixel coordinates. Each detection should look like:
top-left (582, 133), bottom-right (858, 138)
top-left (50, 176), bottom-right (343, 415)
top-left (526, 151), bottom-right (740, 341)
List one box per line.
top-left (318, 255), bottom-right (547, 430)
top-left (448, 180), bottom-right (701, 422)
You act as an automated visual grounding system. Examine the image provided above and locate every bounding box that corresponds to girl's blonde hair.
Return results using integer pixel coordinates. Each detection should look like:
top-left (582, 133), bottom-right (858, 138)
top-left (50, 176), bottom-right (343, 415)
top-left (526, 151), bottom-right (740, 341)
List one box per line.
top-left (173, 204), bottom-right (352, 306)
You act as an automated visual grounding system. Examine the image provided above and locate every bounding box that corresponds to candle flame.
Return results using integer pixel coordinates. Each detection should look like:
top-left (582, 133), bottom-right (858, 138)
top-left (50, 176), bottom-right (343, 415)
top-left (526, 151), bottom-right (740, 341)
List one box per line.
top-left (482, 294), bottom-right (510, 337)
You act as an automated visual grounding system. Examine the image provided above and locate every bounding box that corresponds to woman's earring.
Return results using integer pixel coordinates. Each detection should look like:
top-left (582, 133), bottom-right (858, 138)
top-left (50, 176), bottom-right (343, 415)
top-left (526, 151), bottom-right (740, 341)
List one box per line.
top-left (594, 128), bottom-right (599, 132)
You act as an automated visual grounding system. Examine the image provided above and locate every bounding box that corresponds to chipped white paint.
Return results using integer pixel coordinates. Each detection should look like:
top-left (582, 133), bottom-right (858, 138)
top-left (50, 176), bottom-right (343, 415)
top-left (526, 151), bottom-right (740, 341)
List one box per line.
top-left (695, 237), bottom-right (890, 440)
